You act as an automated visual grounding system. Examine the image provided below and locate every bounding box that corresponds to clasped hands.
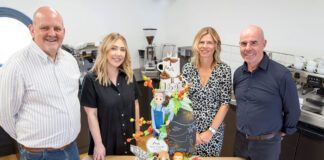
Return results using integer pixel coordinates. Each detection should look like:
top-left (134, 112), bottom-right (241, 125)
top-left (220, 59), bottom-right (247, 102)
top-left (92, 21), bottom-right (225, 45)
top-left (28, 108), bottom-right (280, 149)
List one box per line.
top-left (196, 130), bottom-right (213, 144)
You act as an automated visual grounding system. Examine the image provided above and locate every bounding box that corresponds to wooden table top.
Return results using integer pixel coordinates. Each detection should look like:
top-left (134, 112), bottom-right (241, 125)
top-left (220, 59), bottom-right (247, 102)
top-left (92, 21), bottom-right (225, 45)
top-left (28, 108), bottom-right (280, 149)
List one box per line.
top-left (82, 135), bottom-right (246, 160)
top-left (82, 155), bottom-right (245, 160)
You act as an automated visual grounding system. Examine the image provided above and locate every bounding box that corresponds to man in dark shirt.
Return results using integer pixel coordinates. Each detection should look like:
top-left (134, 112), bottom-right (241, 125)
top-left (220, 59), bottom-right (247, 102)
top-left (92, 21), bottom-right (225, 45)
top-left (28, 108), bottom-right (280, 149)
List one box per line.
top-left (233, 25), bottom-right (300, 160)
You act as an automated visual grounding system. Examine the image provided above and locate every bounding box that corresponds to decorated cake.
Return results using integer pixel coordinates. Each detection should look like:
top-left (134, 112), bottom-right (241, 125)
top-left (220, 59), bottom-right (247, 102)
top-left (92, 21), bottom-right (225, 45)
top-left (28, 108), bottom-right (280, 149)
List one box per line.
top-left (128, 56), bottom-right (202, 160)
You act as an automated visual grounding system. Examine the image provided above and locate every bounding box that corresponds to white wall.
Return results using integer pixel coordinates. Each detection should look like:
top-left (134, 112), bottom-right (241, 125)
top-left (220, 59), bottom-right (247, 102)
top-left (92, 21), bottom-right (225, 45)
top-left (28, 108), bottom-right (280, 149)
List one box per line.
top-left (2, 0), bottom-right (324, 69)
top-left (159, 0), bottom-right (324, 58)
top-left (1, 0), bottom-right (169, 68)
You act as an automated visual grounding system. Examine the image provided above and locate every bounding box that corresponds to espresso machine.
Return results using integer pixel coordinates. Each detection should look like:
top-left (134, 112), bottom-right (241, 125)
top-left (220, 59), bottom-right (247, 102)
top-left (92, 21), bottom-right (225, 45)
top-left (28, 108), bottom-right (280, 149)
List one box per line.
top-left (288, 67), bottom-right (324, 129)
top-left (178, 46), bottom-right (193, 72)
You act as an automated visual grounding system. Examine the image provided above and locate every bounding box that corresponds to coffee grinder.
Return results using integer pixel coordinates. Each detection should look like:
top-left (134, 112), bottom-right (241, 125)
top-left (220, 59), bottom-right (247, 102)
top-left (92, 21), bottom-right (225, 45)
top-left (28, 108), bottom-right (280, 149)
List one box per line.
top-left (143, 28), bottom-right (157, 71)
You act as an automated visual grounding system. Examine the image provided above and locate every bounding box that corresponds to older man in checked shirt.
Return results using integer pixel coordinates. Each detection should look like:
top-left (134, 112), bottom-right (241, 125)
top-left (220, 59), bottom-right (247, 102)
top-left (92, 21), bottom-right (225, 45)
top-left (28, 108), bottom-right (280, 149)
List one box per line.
top-left (0, 6), bottom-right (80, 160)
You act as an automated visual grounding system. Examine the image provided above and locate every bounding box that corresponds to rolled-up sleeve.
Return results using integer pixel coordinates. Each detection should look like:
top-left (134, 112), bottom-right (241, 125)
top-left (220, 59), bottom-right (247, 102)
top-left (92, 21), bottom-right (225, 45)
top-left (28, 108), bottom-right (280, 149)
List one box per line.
top-left (80, 73), bottom-right (97, 108)
top-left (0, 65), bottom-right (25, 139)
top-left (280, 71), bottom-right (301, 135)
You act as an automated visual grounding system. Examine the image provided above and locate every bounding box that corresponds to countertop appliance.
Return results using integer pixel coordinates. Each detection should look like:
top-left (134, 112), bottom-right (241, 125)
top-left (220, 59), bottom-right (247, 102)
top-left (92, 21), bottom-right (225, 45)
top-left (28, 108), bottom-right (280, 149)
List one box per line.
top-left (141, 28), bottom-right (159, 78)
top-left (288, 67), bottom-right (324, 129)
top-left (283, 67), bottom-right (324, 160)
top-left (143, 28), bottom-right (157, 71)
top-left (161, 44), bottom-right (176, 58)
top-left (178, 46), bottom-right (192, 72)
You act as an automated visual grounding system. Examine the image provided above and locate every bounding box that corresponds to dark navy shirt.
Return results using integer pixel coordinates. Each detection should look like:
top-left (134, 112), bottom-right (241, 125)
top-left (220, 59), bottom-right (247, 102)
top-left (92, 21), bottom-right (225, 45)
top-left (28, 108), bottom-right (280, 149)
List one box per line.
top-left (233, 53), bottom-right (300, 136)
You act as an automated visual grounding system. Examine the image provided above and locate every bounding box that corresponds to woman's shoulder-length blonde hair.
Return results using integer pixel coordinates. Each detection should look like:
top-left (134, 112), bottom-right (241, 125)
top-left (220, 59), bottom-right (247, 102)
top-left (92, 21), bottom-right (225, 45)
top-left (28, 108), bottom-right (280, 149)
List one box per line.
top-left (191, 26), bottom-right (222, 68)
top-left (92, 32), bottom-right (133, 86)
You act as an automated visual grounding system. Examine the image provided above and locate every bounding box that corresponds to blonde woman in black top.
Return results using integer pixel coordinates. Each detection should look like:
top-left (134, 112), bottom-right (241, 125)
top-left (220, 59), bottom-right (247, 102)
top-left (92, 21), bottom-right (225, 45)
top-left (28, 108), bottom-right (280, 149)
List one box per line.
top-left (80, 33), bottom-right (140, 160)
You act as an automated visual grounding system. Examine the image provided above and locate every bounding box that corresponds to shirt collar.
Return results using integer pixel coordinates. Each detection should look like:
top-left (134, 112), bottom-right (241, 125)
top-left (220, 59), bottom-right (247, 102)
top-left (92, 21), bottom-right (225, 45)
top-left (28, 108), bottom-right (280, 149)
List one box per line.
top-left (30, 40), bottom-right (64, 63)
top-left (118, 69), bottom-right (127, 76)
top-left (242, 52), bottom-right (269, 72)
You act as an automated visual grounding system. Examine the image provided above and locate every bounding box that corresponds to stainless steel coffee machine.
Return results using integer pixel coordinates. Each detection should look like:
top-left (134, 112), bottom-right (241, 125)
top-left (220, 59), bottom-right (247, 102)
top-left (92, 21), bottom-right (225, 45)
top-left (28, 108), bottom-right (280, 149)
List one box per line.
top-left (143, 28), bottom-right (157, 71)
top-left (288, 67), bottom-right (324, 129)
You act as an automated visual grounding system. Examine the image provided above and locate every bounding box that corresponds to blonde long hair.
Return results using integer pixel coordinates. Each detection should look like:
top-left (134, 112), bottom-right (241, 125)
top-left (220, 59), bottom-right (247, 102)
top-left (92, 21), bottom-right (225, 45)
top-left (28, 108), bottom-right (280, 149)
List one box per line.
top-left (191, 27), bottom-right (222, 68)
top-left (92, 33), bottom-right (133, 86)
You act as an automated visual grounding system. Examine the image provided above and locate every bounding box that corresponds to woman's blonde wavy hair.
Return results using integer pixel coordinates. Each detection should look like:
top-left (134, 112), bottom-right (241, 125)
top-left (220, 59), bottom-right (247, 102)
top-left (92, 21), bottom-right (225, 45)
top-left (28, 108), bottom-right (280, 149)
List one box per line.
top-left (191, 27), bottom-right (222, 68)
top-left (92, 33), bottom-right (133, 86)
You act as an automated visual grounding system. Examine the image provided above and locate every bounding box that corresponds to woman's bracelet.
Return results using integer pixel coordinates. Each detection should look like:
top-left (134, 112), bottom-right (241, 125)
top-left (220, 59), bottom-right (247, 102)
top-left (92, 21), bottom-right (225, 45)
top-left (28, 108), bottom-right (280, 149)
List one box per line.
top-left (208, 127), bottom-right (217, 134)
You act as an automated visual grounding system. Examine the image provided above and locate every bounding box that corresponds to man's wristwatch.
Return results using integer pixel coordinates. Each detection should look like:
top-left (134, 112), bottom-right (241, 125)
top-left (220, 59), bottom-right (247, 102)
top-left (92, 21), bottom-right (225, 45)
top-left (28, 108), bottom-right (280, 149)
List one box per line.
top-left (209, 127), bottom-right (217, 134)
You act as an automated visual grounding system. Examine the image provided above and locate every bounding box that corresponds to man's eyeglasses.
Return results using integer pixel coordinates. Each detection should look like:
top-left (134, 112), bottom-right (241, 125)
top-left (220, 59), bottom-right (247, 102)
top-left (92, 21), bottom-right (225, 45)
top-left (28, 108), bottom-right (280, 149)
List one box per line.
top-left (239, 41), bottom-right (258, 47)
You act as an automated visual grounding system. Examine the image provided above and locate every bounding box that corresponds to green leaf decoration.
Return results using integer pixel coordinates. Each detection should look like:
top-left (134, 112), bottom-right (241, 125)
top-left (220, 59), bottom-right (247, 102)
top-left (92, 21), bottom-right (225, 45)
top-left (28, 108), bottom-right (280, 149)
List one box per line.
top-left (166, 98), bottom-right (175, 110)
top-left (146, 153), bottom-right (155, 160)
top-left (182, 96), bottom-right (192, 104)
top-left (158, 130), bottom-right (167, 140)
top-left (184, 156), bottom-right (189, 160)
top-left (173, 98), bottom-right (180, 115)
top-left (159, 125), bottom-right (167, 132)
top-left (164, 113), bottom-right (170, 123)
top-left (144, 130), bottom-right (149, 136)
top-left (167, 97), bottom-right (187, 115)
top-left (179, 97), bottom-right (193, 112)
top-left (150, 99), bottom-right (157, 109)
top-left (180, 102), bottom-right (192, 112)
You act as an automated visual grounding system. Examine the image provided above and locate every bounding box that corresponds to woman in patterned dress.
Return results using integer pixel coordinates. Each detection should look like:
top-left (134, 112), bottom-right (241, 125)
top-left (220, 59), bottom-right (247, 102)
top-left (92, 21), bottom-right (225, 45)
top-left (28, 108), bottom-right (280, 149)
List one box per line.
top-left (182, 27), bottom-right (232, 157)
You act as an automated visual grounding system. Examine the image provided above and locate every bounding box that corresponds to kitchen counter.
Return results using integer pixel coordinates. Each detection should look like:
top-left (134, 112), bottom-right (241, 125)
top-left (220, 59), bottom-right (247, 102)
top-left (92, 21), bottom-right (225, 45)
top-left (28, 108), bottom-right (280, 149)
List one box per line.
top-left (82, 155), bottom-right (245, 160)
top-left (133, 68), bottom-right (144, 82)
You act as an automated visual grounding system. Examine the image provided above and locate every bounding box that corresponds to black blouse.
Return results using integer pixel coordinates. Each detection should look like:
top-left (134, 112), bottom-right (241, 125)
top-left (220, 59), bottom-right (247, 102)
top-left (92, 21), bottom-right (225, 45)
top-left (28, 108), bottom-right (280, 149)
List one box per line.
top-left (80, 71), bottom-right (140, 155)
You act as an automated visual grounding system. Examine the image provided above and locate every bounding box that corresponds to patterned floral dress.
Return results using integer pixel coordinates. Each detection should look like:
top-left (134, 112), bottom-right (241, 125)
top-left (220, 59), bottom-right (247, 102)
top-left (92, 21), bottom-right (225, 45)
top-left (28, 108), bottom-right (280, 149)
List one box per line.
top-left (182, 62), bottom-right (232, 157)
